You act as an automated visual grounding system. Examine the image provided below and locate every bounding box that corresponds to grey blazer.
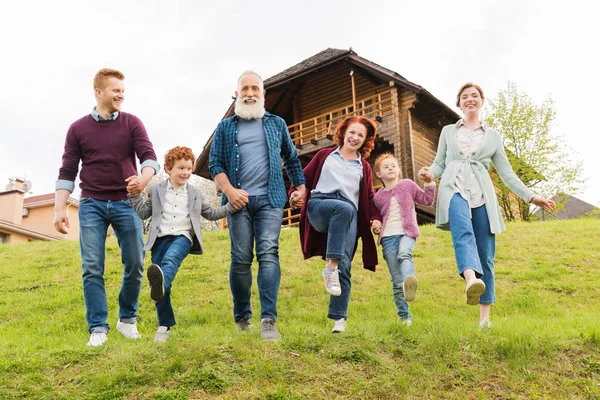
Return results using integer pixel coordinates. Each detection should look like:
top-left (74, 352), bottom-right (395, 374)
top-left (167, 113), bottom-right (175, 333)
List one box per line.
top-left (129, 179), bottom-right (235, 255)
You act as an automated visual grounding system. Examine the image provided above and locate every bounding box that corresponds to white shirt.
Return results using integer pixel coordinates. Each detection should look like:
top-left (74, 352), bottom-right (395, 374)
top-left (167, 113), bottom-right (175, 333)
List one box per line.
top-left (454, 119), bottom-right (485, 208)
top-left (158, 181), bottom-right (193, 243)
top-left (381, 196), bottom-right (406, 237)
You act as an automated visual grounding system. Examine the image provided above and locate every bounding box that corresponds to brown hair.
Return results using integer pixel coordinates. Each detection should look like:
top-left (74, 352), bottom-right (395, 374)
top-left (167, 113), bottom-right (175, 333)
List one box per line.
top-left (334, 115), bottom-right (377, 159)
top-left (93, 68), bottom-right (125, 90)
top-left (164, 146), bottom-right (195, 171)
top-left (456, 82), bottom-right (485, 107)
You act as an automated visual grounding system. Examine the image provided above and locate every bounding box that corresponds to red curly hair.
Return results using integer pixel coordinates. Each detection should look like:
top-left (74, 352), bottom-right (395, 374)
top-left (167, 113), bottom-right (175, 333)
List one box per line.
top-left (164, 146), bottom-right (195, 171)
top-left (93, 68), bottom-right (125, 90)
top-left (334, 115), bottom-right (377, 159)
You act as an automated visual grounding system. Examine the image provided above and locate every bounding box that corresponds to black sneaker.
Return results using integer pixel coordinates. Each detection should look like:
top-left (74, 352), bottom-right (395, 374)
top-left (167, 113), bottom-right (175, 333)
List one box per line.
top-left (147, 264), bottom-right (165, 301)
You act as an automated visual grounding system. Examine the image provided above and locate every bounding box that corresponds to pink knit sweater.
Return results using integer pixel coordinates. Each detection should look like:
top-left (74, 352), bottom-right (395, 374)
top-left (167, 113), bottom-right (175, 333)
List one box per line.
top-left (373, 179), bottom-right (436, 243)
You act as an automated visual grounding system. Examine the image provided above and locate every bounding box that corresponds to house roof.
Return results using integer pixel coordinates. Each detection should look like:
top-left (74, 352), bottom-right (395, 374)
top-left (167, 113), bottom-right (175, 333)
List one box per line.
top-left (534, 194), bottom-right (600, 219)
top-left (0, 220), bottom-right (61, 241)
top-left (194, 47), bottom-right (459, 178)
top-left (263, 47), bottom-right (455, 115)
top-left (263, 48), bottom-right (351, 87)
top-left (23, 193), bottom-right (79, 208)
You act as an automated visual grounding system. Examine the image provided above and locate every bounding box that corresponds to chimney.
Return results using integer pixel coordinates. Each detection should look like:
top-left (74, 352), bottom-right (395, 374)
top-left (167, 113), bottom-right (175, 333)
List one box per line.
top-left (0, 177), bottom-right (26, 225)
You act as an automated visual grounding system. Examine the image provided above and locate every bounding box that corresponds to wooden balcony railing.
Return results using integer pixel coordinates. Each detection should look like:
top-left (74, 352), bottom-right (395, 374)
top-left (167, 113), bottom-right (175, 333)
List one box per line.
top-left (288, 90), bottom-right (394, 146)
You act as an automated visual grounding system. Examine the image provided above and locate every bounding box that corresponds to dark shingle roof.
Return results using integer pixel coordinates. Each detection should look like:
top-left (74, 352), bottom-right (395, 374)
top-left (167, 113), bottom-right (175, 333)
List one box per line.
top-left (534, 194), bottom-right (600, 219)
top-left (264, 48), bottom-right (351, 87)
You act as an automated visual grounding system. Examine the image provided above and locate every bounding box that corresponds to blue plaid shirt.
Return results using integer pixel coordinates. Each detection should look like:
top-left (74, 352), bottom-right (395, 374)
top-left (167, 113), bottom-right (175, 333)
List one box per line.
top-left (209, 112), bottom-right (306, 208)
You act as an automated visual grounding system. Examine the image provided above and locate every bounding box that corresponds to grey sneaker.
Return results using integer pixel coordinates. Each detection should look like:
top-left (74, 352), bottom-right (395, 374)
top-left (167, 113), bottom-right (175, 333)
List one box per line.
top-left (236, 318), bottom-right (251, 332)
top-left (147, 264), bottom-right (165, 301)
top-left (322, 267), bottom-right (341, 296)
top-left (403, 275), bottom-right (418, 302)
top-left (260, 318), bottom-right (280, 340)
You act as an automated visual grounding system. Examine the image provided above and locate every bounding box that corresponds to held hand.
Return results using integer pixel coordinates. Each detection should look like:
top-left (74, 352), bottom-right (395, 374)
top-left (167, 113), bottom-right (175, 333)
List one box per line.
top-left (530, 196), bottom-right (556, 212)
top-left (289, 190), bottom-right (305, 210)
top-left (370, 220), bottom-right (382, 235)
top-left (54, 209), bottom-right (70, 234)
top-left (418, 167), bottom-right (433, 183)
top-left (125, 175), bottom-right (142, 196)
top-left (226, 188), bottom-right (249, 210)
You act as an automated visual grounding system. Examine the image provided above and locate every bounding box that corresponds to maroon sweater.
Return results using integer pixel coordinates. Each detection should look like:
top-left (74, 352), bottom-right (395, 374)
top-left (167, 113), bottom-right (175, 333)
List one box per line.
top-left (58, 112), bottom-right (157, 200)
top-left (291, 147), bottom-right (382, 271)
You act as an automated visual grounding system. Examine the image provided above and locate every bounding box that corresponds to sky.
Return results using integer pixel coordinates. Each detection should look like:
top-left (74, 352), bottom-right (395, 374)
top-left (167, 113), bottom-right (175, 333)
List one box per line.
top-left (1, 0), bottom-right (598, 205)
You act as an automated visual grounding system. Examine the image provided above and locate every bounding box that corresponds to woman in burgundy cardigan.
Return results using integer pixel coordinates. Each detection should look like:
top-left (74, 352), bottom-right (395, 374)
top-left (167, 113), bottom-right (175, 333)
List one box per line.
top-left (289, 116), bottom-right (382, 333)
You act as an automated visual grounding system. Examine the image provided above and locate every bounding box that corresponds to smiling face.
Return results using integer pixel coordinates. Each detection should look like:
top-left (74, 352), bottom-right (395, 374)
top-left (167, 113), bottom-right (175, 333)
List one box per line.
top-left (234, 72), bottom-right (266, 119)
top-left (166, 158), bottom-right (193, 189)
top-left (342, 122), bottom-right (367, 154)
top-left (95, 77), bottom-right (124, 113)
top-left (458, 86), bottom-right (484, 115)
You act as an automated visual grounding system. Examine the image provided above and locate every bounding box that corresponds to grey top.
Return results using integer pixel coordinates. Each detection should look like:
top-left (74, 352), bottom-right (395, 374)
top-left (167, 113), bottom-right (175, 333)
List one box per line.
top-left (238, 118), bottom-right (269, 196)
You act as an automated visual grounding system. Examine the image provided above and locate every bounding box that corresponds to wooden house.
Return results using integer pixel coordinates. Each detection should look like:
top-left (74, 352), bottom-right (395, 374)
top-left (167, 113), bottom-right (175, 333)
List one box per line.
top-left (194, 48), bottom-right (460, 226)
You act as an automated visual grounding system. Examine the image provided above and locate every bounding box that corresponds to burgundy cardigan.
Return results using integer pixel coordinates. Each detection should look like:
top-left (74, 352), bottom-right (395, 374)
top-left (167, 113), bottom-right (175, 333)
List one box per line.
top-left (290, 147), bottom-right (381, 271)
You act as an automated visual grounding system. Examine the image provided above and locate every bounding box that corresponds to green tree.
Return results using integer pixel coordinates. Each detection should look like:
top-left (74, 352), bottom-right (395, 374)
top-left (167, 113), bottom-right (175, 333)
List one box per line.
top-left (484, 82), bottom-right (585, 221)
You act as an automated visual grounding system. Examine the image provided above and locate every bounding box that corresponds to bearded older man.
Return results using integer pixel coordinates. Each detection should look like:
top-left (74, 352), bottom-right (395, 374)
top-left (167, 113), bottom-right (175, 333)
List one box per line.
top-left (209, 71), bottom-right (306, 340)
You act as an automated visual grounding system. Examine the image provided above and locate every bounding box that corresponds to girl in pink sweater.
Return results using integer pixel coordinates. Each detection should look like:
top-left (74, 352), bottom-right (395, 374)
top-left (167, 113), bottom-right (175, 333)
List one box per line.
top-left (372, 154), bottom-right (436, 325)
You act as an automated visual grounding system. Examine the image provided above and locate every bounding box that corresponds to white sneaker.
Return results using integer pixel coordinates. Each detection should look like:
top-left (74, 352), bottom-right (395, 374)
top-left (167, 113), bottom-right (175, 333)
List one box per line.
top-left (403, 275), bottom-right (418, 302)
top-left (478, 319), bottom-right (492, 329)
top-left (465, 278), bottom-right (486, 305)
top-left (323, 267), bottom-right (342, 296)
top-left (154, 326), bottom-right (170, 343)
top-left (332, 318), bottom-right (346, 333)
top-left (86, 332), bottom-right (108, 347)
top-left (401, 319), bottom-right (413, 327)
top-left (116, 320), bottom-right (142, 339)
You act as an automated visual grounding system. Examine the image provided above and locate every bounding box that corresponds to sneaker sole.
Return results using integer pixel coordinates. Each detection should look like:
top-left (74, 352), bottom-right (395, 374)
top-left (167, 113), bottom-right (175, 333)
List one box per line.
top-left (466, 281), bottom-right (486, 305)
top-left (403, 275), bottom-right (418, 302)
top-left (147, 264), bottom-right (164, 301)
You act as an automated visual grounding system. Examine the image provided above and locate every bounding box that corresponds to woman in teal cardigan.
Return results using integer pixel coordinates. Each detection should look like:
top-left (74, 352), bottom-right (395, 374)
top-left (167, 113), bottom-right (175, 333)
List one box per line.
top-left (419, 82), bottom-right (556, 328)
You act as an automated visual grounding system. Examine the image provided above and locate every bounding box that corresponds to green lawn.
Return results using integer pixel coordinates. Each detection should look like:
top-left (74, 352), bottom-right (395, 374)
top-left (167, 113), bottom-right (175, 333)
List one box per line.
top-left (1, 218), bottom-right (599, 399)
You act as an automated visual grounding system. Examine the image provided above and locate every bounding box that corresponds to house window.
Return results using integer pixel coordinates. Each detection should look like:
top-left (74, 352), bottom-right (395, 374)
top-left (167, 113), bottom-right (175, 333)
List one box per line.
top-left (0, 232), bottom-right (9, 244)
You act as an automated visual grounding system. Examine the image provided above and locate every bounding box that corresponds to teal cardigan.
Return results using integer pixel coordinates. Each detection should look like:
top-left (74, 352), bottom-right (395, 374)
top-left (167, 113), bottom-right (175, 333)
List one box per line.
top-left (429, 121), bottom-right (534, 234)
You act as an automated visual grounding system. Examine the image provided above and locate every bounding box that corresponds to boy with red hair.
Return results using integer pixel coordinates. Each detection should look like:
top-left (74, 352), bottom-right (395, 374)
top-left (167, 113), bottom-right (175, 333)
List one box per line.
top-left (128, 146), bottom-right (237, 342)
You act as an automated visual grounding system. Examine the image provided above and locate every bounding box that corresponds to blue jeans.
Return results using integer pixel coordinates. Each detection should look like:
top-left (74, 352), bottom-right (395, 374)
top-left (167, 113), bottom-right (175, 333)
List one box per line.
top-left (151, 235), bottom-right (192, 327)
top-left (307, 192), bottom-right (358, 320)
top-left (448, 193), bottom-right (496, 304)
top-left (227, 195), bottom-right (284, 322)
top-left (381, 235), bottom-right (416, 320)
top-left (78, 197), bottom-right (145, 333)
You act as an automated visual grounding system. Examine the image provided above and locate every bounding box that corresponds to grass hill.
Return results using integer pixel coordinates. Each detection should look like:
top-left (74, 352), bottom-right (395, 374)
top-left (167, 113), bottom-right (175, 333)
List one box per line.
top-left (1, 219), bottom-right (599, 399)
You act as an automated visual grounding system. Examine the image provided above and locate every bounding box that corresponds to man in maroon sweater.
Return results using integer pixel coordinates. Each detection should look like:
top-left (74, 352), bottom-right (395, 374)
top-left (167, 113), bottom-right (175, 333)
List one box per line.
top-left (54, 68), bottom-right (159, 347)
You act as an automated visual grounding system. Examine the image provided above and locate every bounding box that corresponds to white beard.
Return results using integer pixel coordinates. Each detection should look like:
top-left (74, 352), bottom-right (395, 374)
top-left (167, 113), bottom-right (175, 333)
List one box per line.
top-left (235, 96), bottom-right (266, 120)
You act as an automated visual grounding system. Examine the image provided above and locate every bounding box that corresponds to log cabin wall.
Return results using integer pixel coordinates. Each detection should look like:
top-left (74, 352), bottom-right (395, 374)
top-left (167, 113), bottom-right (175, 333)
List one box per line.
top-left (397, 91), bottom-right (418, 181)
top-left (286, 64), bottom-right (398, 159)
top-left (409, 108), bottom-right (443, 218)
